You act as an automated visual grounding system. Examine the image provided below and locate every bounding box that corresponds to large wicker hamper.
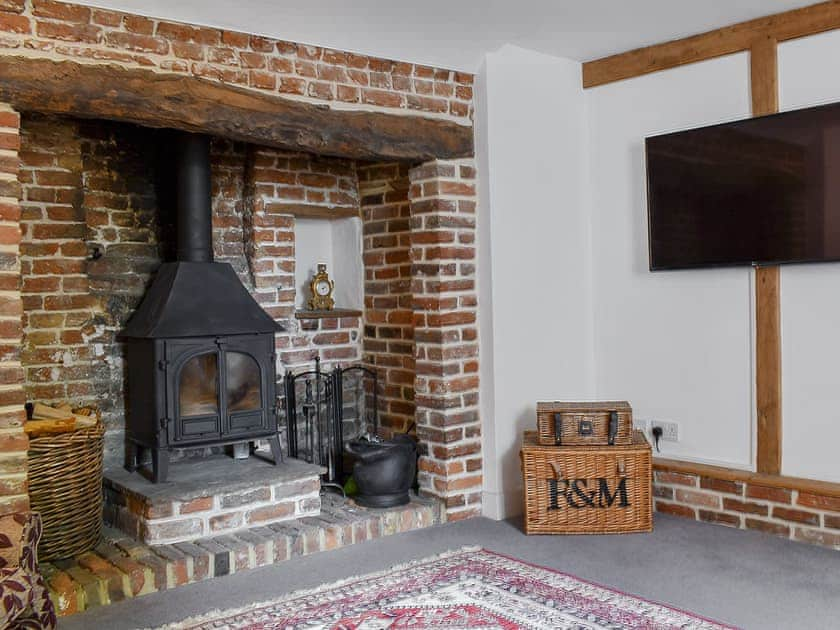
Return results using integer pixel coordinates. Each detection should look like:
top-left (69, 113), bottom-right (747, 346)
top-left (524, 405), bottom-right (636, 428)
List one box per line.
top-left (520, 429), bottom-right (652, 535)
top-left (28, 423), bottom-right (105, 561)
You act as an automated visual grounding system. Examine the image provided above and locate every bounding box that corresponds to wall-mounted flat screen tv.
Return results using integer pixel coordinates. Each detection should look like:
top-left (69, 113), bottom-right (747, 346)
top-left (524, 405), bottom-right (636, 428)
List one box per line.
top-left (646, 101), bottom-right (840, 270)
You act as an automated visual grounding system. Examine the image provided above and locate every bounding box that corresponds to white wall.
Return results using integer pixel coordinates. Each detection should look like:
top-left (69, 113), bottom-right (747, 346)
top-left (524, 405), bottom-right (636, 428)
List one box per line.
top-left (778, 30), bottom-right (840, 482)
top-left (587, 55), bottom-right (755, 469)
top-left (294, 218), bottom-right (363, 310)
top-left (477, 45), bottom-right (596, 519)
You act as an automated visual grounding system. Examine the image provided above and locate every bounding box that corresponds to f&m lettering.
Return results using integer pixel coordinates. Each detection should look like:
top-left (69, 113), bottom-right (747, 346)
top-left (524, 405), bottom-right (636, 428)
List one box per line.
top-left (547, 477), bottom-right (630, 510)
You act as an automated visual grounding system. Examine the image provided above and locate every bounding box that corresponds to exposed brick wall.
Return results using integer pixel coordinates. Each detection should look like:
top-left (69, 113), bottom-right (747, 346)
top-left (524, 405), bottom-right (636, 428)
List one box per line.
top-left (359, 163), bottom-right (415, 437)
top-left (211, 139), bottom-right (249, 283)
top-left (244, 146), bottom-right (362, 374)
top-left (408, 159), bottom-right (481, 520)
top-left (0, 1), bottom-right (473, 123)
top-left (18, 116), bottom-right (367, 433)
top-left (19, 114), bottom-right (162, 427)
top-left (655, 468), bottom-right (840, 550)
top-left (0, 103), bottom-right (27, 514)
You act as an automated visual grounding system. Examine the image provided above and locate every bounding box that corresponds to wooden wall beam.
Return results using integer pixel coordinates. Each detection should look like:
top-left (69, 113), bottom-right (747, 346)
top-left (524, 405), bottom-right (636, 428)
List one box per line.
top-left (583, 0), bottom-right (840, 88)
top-left (0, 56), bottom-right (474, 162)
top-left (755, 264), bottom-right (782, 474)
top-left (750, 36), bottom-right (783, 475)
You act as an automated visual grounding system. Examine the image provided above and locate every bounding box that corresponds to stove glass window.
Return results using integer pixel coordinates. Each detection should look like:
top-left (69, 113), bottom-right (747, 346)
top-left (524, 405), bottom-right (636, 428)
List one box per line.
top-left (179, 352), bottom-right (219, 417)
top-left (226, 352), bottom-right (261, 412)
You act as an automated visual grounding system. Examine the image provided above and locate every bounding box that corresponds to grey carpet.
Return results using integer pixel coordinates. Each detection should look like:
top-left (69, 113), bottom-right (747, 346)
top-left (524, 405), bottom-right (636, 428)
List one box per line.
top-left (59, 514), bottom-right (840, 629)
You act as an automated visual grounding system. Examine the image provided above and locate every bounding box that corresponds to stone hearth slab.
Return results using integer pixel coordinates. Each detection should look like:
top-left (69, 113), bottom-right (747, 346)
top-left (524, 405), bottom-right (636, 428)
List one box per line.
top-left (104, 454), bottom-right (326, 544)
top-left (45, 494), bottom-right (444, 617)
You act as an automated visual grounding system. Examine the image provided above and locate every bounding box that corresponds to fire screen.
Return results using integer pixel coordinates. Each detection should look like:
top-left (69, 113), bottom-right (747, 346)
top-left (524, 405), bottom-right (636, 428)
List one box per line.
top-left (284, 358), bottom-right (378, 484)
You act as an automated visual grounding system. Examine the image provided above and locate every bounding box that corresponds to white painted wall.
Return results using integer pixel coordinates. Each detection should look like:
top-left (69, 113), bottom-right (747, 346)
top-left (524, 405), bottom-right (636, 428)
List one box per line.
top-left (294, 217), bottom-right (363, 310)
top-left (477, 45), bottom-right (596, 519)
top-left (587, 55), bottom-right (755, 469)
top-left (777, 30), bottom-right (840, 482)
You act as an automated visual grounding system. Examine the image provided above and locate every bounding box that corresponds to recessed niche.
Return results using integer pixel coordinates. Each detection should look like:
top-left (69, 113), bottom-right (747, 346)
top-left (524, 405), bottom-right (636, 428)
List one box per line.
top-left (294, 217), bottom-right (364, 311)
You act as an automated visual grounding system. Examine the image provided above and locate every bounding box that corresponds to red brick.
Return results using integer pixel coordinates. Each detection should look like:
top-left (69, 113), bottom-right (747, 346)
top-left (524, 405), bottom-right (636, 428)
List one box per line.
top-left (246, 502), bottom-right (294, 524)
top-left (698, 509), bottom-right (741, 527)
top-left (699, 477), bottom-right (743, 495)
top-left (746, 484), bottom-right (791, 504)
top-left (722, 497), bottom-right (768, 515)
top-left (362, 89), bottom-right (402, 108)
top-left (745, 518), bottom-right (789, 537)
top-left (106, 31), bottom-right (168, 55)
top-left (794, 527), bottom-right (840, 548)
top-left (675, 488), bottom-right (721, 509)
top-left (46, 570), bottom-right (81, 616)
top-left (797, 492), bottom-right (840, 512)
top-left (123, 15), bottom-right (154, 34)
top-left (655, 501), bottom-right (695, 518)
top-left (179, 496), bottom-right (214, 514)
top-left (825, 514), bottom-right (840, 530)
top-left (772, 506), bottom-right (820, 526)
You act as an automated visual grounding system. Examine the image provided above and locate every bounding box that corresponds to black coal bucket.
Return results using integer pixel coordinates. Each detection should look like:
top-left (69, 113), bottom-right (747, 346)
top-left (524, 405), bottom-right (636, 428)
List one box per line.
top-left (345, 434), bottom-right (417, 508)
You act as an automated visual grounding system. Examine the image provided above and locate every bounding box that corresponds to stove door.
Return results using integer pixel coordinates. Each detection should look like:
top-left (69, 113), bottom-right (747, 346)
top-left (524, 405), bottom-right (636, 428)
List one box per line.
top-left (166, 340), bottom-right (222, 445)
top-left (220, 335), bottom-right (275, 437)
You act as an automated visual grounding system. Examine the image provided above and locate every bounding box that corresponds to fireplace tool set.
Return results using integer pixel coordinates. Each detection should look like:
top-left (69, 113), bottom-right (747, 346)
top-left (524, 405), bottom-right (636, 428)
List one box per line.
top-left (284, 358), bottom-right (416, 507)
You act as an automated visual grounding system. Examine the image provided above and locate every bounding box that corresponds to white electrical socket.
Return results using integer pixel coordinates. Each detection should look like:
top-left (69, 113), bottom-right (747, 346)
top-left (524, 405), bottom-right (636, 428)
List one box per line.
top-left (651, 420), bottom-right (679, 442)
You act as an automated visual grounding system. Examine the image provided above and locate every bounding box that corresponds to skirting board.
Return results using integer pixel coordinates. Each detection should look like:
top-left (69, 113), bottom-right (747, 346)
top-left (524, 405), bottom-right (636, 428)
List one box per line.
top-left (482, 487), bottom-right (523, 520)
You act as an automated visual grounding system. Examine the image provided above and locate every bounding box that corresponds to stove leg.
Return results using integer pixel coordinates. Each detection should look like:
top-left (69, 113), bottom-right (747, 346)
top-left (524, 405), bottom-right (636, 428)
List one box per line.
top-left (125, 441), bottom-right (138, 472)
top-left (268, 435), bottom-right (283, 465)
top-left (152, 449), bottom-right (169, 483)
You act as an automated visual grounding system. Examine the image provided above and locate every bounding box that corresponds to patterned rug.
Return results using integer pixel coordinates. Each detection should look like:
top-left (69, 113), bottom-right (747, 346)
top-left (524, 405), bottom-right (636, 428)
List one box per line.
top-left (161, 547), bottom-right (737, 629)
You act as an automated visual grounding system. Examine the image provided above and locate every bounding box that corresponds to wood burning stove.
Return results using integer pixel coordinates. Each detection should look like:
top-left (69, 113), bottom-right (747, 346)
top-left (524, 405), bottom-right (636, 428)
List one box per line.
top-left (120, 132), bottom-right (284, 483)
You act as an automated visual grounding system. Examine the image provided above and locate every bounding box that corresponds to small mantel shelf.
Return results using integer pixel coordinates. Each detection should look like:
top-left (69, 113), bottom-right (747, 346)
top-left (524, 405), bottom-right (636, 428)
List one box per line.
top-left (278, 203), bottom-right (361, 220)
top-left (295, 309), bottom-right (363, 320)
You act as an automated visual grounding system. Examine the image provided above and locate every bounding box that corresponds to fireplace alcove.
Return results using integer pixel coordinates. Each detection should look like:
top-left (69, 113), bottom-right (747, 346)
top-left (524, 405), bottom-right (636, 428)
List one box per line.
top-left (7, 41), bottom-right (479, 555)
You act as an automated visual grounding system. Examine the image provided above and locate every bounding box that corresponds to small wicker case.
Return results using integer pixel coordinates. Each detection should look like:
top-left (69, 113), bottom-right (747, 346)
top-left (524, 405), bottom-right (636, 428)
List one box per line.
top-left (536, 400), bottom-right (633, 446)
top-left (520, 430), bottom-right (652, 535)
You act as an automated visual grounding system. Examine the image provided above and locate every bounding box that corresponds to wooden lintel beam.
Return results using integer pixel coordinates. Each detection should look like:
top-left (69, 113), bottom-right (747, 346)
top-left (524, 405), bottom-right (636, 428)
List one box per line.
top-left (583, 1), bottom-right (840, 88)
top-left (0, 56), bottom-right (473, 162)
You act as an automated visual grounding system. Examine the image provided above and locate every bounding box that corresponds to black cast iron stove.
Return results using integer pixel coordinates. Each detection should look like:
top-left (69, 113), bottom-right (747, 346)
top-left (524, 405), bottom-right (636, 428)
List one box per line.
top-left (120, 132), bottom-right (284, 482)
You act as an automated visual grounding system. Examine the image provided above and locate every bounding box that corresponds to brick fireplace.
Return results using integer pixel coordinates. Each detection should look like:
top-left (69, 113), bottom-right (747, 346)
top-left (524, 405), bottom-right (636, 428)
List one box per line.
top-left (0, 0), bottom-right (481, 523)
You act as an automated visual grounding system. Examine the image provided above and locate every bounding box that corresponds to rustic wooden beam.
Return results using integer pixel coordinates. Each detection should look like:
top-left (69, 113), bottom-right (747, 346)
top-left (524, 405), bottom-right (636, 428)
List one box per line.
top-left (755, 265), bottom-right (782, 474)
top-left (750, 37), bottom-right (783, 476)
top-left (750, 37), bottom-right (779, 116)
top-left (0, 56), bottom-right (473, 162)
top-left (582, 0), bottom-right (840, 88)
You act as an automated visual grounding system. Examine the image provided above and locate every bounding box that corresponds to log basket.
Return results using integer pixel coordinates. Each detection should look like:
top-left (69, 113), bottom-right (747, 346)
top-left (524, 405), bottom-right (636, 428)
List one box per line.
top-left (28, 421), bottom-right (105, 561)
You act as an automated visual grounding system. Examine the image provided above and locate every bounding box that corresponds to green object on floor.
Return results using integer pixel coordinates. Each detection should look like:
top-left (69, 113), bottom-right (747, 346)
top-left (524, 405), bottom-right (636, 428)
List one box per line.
top-left (344, 476), bottom-right (358, 496)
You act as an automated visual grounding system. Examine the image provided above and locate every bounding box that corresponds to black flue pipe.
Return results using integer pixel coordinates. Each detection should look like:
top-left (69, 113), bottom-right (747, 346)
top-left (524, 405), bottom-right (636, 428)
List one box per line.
top-left (174, 132), bottom-right (213, 263)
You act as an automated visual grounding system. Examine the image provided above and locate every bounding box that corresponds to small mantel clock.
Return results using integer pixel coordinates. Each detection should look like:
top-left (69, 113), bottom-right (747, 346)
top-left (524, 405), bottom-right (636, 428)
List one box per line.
top-left (308, 263), bottom-right (335, 311)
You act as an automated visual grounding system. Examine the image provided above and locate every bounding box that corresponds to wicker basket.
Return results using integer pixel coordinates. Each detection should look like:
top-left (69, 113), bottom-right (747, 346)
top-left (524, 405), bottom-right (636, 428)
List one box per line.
top-left (28, 423), bottom-right (105, 561)
top-left (536, 401), bottom-right (633, 446)
top-left (520, 429), bottom-right (652, 535)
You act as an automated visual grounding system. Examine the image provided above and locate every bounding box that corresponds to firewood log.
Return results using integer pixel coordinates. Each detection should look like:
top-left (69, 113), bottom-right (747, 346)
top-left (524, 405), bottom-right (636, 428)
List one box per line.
top-left (31, 402), bottom-right (73, 421)
top-left (24, 418), bottom-right (76, 436)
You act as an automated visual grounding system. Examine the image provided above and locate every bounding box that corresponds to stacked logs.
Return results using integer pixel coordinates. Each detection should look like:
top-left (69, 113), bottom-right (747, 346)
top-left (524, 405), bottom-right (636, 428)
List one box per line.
top-left (25, 402), bottom-right (99, 437)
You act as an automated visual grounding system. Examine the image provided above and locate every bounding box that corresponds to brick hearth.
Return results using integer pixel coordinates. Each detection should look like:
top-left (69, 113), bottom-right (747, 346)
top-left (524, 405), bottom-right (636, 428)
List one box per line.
top-left (103, 455), bottom-right (323, 544)
top-left (47, 493), bottom-right (443, 616)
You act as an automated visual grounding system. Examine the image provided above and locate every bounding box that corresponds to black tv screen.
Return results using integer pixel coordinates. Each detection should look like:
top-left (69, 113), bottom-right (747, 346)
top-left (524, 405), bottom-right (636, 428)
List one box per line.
top-left (646, 101), bottom-right (840, 270)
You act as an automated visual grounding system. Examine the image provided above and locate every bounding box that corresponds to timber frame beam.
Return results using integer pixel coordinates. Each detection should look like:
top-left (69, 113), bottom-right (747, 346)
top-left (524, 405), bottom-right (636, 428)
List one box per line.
top-left (579, 2), bottom-right (834, 475)
top-left (0, 55), bottom-right (474, 162)
top-left (582, 0), bottom-right (840, 88)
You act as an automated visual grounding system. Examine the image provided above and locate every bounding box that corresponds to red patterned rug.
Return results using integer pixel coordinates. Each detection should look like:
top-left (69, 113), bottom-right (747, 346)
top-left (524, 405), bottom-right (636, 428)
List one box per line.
top-left (162, 547), bottom-right (737, 629)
